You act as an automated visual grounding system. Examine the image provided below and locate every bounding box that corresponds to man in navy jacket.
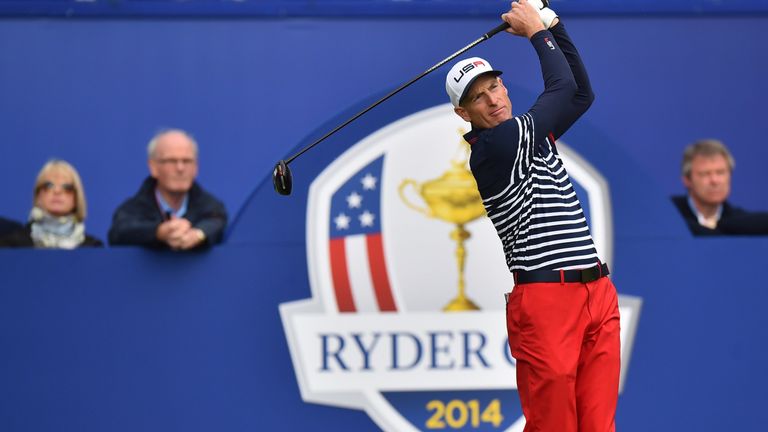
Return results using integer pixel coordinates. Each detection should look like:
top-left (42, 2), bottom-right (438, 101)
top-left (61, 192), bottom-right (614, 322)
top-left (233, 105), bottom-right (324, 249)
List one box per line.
top-left (672, 139), bottom-right (768, 236)
top-left (109, 129), bottom-right (227, 250)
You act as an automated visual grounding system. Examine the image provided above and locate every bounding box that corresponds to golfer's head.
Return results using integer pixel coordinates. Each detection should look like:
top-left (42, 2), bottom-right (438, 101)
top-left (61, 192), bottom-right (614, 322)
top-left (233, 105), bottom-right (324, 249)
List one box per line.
top-left (446, 57), bottom-right (511, 130)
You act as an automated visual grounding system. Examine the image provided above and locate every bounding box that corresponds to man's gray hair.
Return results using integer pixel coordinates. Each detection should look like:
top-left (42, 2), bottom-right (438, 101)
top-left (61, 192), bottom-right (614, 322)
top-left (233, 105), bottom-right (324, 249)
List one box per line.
top-left (681, 139), bottom-right (735, 178)
top-left (147, 128), bottom-right (199, 159)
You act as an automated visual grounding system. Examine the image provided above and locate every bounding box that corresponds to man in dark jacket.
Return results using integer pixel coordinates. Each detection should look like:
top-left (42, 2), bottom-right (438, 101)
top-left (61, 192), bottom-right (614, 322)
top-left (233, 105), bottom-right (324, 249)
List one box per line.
top-left (108, 129), bottom-right (227, 250)
top-left (671, 139), bottom-right (768, 236)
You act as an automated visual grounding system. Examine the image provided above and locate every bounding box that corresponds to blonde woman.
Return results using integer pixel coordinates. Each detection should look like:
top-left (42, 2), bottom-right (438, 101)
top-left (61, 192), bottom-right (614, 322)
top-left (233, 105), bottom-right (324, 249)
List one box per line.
top-left (0, 160), bottom-right (102, 248)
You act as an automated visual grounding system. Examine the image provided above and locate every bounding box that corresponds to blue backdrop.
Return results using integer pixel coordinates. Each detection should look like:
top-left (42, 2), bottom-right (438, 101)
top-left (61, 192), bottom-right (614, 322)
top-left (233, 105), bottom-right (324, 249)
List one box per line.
top-left (1, 3), bottom-right (767, 431)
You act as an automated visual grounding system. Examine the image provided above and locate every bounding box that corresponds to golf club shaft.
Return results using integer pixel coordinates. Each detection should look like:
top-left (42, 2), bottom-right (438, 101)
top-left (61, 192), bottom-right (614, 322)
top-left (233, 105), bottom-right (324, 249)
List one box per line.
top-left (284, 21), bottom-right (510, 165)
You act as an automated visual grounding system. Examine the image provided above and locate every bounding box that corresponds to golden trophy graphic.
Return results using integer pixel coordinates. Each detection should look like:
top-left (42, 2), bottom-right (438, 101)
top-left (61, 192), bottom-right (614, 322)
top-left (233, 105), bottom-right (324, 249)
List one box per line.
top-left (398, 130), bottom-right (487, 311)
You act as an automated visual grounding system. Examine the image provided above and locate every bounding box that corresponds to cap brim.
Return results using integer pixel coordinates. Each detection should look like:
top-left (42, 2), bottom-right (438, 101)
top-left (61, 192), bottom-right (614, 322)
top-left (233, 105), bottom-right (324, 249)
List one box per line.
top-left (458, 70), bottom-right (503, 106)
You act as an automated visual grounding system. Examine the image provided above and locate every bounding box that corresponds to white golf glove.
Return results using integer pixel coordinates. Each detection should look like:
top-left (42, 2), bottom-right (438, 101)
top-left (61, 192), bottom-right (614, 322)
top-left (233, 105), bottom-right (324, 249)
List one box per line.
top-left (527, 0), bottom-right (559, 29)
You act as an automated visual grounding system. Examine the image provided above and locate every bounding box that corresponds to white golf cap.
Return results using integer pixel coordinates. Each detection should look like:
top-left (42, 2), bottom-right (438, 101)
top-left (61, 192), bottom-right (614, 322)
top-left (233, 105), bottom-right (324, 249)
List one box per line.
top-left (445, 57), bottom-right (502, 107)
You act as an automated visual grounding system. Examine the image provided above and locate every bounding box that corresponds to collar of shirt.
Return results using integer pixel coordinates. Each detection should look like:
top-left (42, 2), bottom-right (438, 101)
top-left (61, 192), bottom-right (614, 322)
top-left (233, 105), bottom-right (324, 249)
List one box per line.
top-left (687, 195), bottom-right (722, 228)
top-left (155, 189), bottom-right (188, 219)
top-left (463, 129), bottom-right (480, 146)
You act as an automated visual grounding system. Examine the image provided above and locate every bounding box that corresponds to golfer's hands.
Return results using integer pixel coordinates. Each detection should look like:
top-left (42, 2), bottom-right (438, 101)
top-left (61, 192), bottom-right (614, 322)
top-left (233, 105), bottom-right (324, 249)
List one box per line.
top-left (502, 0), bottom-right (546, 39)
top-left (527, 0), bottom-right (560, 29)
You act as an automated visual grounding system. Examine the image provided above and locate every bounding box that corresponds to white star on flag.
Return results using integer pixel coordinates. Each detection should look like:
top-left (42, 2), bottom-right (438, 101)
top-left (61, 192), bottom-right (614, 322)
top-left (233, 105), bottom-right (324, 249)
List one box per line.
top-left (359, 210), bottom-right (375, 227)
top-left (361, 173), bottom-right (377, 191)
top-left (334, 213), bottom-right (351, 230)
top-left (346, 191), bottom-right (362, 209)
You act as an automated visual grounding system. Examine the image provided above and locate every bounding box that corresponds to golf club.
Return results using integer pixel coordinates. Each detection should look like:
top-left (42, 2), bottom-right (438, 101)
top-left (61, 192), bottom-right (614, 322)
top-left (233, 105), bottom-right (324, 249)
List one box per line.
top-left (272, 21), bottom-right (511, 196)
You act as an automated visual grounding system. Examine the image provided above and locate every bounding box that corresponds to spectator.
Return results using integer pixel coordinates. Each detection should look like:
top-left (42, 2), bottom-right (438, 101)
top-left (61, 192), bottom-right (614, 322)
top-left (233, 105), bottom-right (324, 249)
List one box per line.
top-left (108, 129), bottom-right (227, 250)
top-left (0, 160), bottom-right (103, 248)
top-left (671, 139), bottom-right (768, 235)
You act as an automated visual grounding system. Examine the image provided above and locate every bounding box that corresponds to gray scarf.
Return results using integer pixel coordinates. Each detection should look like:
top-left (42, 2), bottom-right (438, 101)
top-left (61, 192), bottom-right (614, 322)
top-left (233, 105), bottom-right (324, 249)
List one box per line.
top-left (29, 207), bottom-right (85, 249)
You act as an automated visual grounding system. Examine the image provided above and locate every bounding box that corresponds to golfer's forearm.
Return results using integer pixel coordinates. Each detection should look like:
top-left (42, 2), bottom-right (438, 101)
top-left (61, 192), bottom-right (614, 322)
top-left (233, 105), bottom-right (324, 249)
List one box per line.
top-left (547, 22), bottom-right (594, 137)
top-left (532, 29), bottom-right (577, 99)
top-left (526, 29), bottom-right (577, 140)
top-left (550, 22), bottom-right (593, 106)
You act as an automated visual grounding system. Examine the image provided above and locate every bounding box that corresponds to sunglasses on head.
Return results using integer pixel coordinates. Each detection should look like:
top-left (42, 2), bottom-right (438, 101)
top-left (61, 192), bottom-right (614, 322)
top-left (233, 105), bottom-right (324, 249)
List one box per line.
top-left (39, 181), bottom-right (75, 193)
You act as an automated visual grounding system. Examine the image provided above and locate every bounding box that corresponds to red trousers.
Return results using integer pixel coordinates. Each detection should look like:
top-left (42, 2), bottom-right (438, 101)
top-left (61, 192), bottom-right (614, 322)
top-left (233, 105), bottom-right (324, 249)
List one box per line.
top-left (506, 276), bottom-right (621, 432)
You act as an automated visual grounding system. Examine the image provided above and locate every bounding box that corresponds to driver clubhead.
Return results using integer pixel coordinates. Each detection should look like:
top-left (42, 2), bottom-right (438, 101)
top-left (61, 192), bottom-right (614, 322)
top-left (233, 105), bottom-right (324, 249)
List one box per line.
top-left (272, 160), bottom-right (293, 196)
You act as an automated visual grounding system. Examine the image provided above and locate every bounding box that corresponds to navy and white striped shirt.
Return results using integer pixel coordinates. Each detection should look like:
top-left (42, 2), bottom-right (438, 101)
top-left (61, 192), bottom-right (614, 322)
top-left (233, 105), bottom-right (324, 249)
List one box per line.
top-left (465, 24), bottom-right (598, 272)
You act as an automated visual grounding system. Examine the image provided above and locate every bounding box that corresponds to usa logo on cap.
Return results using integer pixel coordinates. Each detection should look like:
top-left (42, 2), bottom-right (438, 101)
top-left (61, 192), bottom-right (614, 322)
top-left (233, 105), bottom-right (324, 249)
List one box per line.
top-left (446, 57), bottom-right (503, 107)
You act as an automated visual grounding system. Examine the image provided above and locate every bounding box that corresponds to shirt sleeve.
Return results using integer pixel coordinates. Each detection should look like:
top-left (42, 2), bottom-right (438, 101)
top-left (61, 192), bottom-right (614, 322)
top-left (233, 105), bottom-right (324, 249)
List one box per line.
top-left (470, 114), bottom-right (536, 200)
top-left (187, 190), bottom-right (228, 246)
top-left (547, 21), bottom-right (595, 139)
top-left (525, 29), bottom-right (579, 146)
top-left (108, 200), bottom-right (165, 247)
top-left (192, 201), bottom-right (228, 246)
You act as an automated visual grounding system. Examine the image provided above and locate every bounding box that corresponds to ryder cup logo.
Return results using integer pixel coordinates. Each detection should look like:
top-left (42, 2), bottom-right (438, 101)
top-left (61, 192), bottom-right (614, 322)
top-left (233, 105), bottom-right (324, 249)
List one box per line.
top-left (280, 105), bottom-right (641, 431)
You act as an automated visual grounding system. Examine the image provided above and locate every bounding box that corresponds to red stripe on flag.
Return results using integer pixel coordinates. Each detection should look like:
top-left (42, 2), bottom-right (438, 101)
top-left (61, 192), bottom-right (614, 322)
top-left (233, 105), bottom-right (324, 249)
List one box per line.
top-left (329, 238), bottom-right (356, 312)
top-left (366, 233), bottom-right (397, 312)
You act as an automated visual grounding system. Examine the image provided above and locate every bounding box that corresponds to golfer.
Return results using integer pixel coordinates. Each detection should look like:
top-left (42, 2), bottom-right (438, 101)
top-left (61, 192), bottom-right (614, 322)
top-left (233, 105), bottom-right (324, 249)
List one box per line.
top-left (445, 1), bottom-right (620, 431)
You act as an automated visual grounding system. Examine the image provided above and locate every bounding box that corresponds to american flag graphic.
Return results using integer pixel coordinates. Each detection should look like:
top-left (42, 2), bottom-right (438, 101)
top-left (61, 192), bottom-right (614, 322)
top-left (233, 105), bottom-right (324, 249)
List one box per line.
top-left (328, 156), bottom-right (398, 313)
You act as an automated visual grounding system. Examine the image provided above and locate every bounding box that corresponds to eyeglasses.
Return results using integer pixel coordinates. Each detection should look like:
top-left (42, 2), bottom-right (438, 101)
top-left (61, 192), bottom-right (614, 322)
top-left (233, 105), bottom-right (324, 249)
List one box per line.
top-left (39, 181), bottom-right (76, 194)
top-left (155, 158), bottom-right (196, 166)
